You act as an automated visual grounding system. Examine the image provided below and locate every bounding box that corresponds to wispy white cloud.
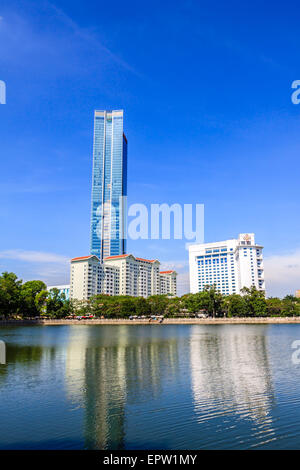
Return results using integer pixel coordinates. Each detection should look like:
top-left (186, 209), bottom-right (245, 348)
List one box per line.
top-left (0, 13), bottom-right (54, 64)
top-left (31, 265), bottom-right (70, 286)
top-left (264, 249), bottom-right (300, 298)
top-left (0, 183), bottom-right (75, 194)
top-left (45, 0), bottom-right (142, 77)
top-left (159, 259), bottom-right (188, 271)
top-left (176, 271), bottom-right (190, 296)
top-left (133, 183), bottom-right (159, 190)
top-left (0, 249), bottom-right (70, 286)
top-left (197, 24), bottom-right (287, 72)
top-left (159, 259), bottom-right (189, 296)
top-left (0, 3), bottom-right (142, 77)
top-left (0, 249), bottom-right (69, 264)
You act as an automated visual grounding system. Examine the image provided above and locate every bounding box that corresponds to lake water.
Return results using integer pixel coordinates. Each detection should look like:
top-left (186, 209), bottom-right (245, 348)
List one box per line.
top-left (0, 324), bottom-right (300, 450)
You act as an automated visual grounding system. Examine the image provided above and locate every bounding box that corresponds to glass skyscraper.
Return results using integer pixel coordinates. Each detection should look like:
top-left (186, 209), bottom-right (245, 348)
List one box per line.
top-left (90, 110), bottom-right (127, 262)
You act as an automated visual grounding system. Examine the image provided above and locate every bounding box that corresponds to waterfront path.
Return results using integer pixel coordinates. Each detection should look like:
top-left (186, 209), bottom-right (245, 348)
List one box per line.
top-left (1, 317), bottom-right (300, 325)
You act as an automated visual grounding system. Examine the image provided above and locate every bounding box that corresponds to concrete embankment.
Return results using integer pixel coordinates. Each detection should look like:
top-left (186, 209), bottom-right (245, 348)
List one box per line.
top-left (1, 317), bottom-right (300, 326)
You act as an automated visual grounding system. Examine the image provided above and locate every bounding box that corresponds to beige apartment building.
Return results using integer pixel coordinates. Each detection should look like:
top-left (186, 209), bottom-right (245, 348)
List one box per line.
top-left (70, 254), bottom-right (177, 300)
top-left (160, 270), bottom-right (177, 296)
top-left (70, 255), bottom-right (119, 301)
top-left (104, 254), bottom-right (161, 297)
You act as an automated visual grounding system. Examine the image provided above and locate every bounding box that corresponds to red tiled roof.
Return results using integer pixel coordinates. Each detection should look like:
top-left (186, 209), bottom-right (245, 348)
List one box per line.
top-left (71, 255), bottom-right (97, 262)
top-left (104, 254), bottom-right (158, 263)
top-left (72, 254), bottom-right (161, 264)
top-left (160, 270), bottom-right (175, 274)
top-left (104, 254), bottom-right (130, 260)
top-left (136, 257), bottom-right (157, 263)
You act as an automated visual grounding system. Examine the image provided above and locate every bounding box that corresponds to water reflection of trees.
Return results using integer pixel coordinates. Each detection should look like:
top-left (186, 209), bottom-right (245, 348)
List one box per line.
top-left (0, 325), bottom-right (70, 383)
top-left (0, 344), bottom-right (56, 383)
top-left (65, 326), bottom-right (180, 449)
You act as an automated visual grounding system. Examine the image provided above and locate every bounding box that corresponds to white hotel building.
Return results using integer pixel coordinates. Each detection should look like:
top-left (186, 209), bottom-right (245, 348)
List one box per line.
top-left (189, 233), bottom-right (265, 295)
top-left (70, 254), bottom-right (177, 300)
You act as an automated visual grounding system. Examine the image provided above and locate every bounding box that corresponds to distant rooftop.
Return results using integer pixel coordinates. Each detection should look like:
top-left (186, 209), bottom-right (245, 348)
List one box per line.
top-left (104, 254), bottom-right (158, 263)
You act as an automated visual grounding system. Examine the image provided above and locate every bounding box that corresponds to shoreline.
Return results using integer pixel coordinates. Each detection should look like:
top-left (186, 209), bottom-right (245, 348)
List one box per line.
top-left (1, 317), bottom-right (300, 326)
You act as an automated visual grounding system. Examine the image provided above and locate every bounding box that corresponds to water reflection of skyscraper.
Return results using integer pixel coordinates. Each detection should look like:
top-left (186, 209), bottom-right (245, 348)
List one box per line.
top-left (65, 326), bottom-right (179, 449)
top-left (190, 325), bottom-right (275, 429)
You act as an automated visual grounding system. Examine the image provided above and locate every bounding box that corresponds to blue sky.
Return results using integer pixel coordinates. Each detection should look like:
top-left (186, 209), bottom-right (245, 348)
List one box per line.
top-left (0, 0), bottom-right (300, 296)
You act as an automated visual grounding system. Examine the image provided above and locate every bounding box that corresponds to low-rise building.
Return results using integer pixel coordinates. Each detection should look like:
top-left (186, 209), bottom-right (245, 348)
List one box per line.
top-left (103, 264), bottom-right (120, 296)
top-left (70, 254), bottom-right (177, 300)
top-left (160, 271), bottom-right (177, 296)
top-left (104, 254), bottom-right (160, 297)
top-left (70, 255), bottom-right (120, 301)
top-left (47, 284), bottom-right (70, 300)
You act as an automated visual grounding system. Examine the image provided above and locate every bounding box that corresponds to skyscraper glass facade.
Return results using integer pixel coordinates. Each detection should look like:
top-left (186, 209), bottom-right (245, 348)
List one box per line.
top-left (90, 110), bottom-right (127, 262)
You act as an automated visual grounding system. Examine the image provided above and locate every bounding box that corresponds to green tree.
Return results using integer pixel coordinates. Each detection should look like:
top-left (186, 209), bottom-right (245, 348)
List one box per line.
top-left (90, 294), bottom-right (110, 317)
top-left (240, 286), bottom-right (267, 317)
top-left (165, 296), bottom-right (181, 317)
top-left (224, 294), bottom-right (247, 317)
top-left (148, 295), bottom-right (169, 315)
top-left (0, 272), bottom-right (22, 318)
top-left (281, 295), bottom-right (300, 317)
top-left (204, 286), bottom-right (224, 317)
top-left (119, 297), bottom-right (136, 317)
top-left (20, 280), bottom-right (47, 317)
top-left (35, 290), bottom-right (48, 316)
top-left (266, 297), bottom-right (283, 317)
top-left (45, 288), bottom-right (71, 318)
top-left (134, 297), bottom-right (151, 316)
top-left (182, 287), bottom-right (223, 317)
top-left (182, 292), bottom-right (207, 314)
top-left (70, 299), bottom-right (89, 316)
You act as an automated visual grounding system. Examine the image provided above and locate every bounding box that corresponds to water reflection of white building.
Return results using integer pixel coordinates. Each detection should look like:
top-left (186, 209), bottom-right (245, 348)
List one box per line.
top-left (190, 325), bottom-right (275, 441)
top-left (64, 326), bottom-right (179, 449)
top-left (65, 326), bottom-right (128, 449)
top-left (65, 326), bottom-right (90, 403)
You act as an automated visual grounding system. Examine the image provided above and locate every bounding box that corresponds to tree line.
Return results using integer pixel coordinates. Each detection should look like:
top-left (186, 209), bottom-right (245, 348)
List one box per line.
top-left (1, 271), bottom-right (300, 319)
